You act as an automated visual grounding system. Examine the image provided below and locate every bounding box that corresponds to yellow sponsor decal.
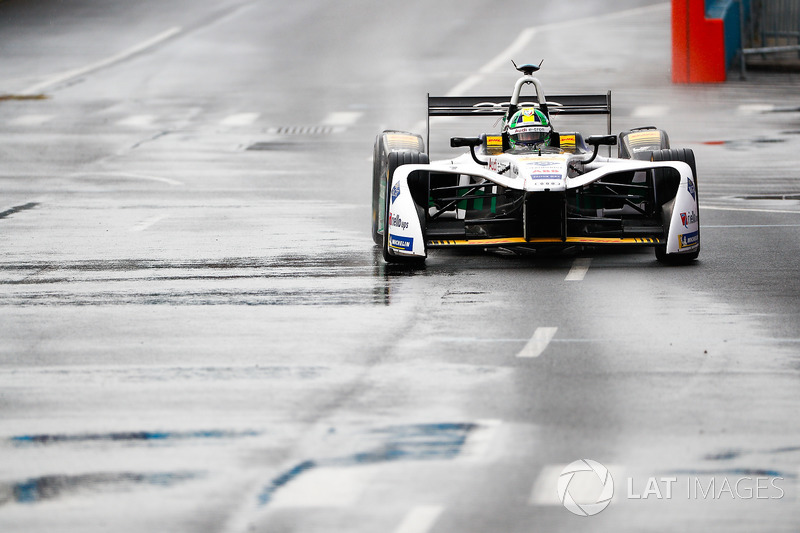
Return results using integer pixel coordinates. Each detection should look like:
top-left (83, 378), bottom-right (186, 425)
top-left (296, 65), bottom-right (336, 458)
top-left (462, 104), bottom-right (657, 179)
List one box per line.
top-left (385, 134), bottom-right (421, 150)
top-left (628, 131), bottom-right (661, 146)
top-left (485, 135), bottom-right (503, 155)
top-left (559, 134), bottom-right (576, 147)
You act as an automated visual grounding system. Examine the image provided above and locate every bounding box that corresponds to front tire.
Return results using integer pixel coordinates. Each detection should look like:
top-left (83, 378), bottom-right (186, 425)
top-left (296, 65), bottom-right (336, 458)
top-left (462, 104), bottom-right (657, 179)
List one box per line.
top-left (371, 131), bottom-right (425, 245)
top-left (651, 148), bottom-right (699, 264)
top-left (382, 150), bottom-right (428, 265)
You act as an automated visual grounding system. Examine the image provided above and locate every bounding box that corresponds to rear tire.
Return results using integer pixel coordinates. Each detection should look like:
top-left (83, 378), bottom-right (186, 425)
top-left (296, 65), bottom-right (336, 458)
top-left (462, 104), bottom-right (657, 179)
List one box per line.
top-left (382, 150), bottom-right (428, 265)
top-left (651, 148), bottom-right (699, 264)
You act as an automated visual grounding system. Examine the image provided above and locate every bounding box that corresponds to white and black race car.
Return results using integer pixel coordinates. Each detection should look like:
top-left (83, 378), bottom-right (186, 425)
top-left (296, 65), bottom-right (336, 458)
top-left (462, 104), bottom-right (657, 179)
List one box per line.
top-left (372, 62), bottom-right (700, 264)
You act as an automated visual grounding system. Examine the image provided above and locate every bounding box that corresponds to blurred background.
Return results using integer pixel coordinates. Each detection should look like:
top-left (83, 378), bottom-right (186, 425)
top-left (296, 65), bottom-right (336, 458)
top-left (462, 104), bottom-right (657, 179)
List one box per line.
top-left (1, 1), bottom-right (799, 532)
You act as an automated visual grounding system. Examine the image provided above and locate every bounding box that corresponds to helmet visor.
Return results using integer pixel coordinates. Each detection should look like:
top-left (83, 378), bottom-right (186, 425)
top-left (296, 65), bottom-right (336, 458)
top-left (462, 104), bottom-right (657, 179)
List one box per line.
top-left (510, 126), bottom-right (550, 145)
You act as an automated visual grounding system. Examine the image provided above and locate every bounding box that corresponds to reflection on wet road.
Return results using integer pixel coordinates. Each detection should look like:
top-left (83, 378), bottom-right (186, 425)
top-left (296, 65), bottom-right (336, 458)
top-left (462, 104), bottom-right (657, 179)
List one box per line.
top-left (2, 0), bottom-right (800, 532)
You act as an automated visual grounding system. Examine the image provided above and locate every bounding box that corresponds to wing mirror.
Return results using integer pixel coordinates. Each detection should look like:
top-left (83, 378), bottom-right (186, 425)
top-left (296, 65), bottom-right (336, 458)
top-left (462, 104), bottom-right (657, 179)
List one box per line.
top-left (582, 135), bottom-right (618, 165)
top-left (586, 135), bottom-right (617, 147)
top-left (450, 137), bottom-right (482, 148)
top-left (450, 136), bottom-right (487, 166)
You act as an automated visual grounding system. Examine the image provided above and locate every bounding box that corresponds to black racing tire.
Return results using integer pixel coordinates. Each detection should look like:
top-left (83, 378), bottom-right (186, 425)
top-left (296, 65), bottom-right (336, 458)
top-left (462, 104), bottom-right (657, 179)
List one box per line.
top-left (382, 150), bottom-right (428, 265)
top-left (371, 131), bottom-right (425, 244)
top-left (652, 148), bottom-right (699, 264)
top-left (371, 135), bottom-right (385, 244)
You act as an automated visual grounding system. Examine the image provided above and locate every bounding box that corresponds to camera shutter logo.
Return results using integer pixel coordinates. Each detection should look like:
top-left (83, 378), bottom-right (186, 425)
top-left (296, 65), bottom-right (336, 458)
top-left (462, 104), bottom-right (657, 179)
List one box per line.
top-left (557, 459), bottom-right (614, 516)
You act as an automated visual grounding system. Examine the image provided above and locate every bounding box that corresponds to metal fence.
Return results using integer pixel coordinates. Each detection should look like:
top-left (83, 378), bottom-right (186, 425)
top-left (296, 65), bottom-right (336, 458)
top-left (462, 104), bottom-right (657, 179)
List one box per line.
top-left (740, 0), bottom-right (800, 76)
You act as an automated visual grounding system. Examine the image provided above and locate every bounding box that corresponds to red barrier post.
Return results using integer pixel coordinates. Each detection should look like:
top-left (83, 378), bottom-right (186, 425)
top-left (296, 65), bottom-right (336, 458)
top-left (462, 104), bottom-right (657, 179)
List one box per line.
top-left (672, 0), bottom-right (727, 83)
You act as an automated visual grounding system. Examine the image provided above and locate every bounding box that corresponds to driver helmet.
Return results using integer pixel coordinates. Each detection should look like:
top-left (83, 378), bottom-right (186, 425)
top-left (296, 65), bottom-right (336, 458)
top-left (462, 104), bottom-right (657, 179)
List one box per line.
top-left (506, 108), bottom-right (552, 148)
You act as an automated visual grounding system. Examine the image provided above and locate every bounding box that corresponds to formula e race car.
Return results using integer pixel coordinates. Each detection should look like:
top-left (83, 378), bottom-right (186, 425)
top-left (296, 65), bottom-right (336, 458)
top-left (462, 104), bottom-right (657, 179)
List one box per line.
top-left (371, 62), bottom-right (700, 265)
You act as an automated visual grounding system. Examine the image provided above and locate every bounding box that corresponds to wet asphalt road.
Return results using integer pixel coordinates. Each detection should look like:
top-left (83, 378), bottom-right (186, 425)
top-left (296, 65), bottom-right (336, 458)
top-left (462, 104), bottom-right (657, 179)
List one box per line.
top-left (2, 1), bottom-right (800, 531)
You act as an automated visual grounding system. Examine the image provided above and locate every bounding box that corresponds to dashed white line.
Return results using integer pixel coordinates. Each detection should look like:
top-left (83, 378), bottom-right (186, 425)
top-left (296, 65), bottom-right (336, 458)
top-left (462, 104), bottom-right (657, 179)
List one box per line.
top-left (516, 327), bottom-right (558, 358)
top-left (270, 466), bottom-right (373, 508)
top-left (321, 111), bottom-right (363, 127)
top-left (220, 112), bottom-right (260, 126)
top-left (117, 114), bottom-right (156, 127)
top-left (23, 27), bottom-right (182, 95)
top-left (737, 103), bottom-right (775, 115)
top-left (411, 3), bottom-right (669, 135)
top-left (704, 224), bottom-right (800, 228)
top-left (702, 205), bottom-right (800, 215)
top-left (443, 3), bottom-right (668, 97)
top-left (78, 171), bottom-right (183, 186)
top-left (529, 464), bottom-right (565, 505)
top-left (9, 114), bottom-right (54, 126)
top-left (565, 257), bottom-right (592, 281)
top-left (393, 505), bottom-right (444, 533)
top-left (130, 214), bottom-right (170, 232)
top-left (631, 105), bottom-right (668, 118)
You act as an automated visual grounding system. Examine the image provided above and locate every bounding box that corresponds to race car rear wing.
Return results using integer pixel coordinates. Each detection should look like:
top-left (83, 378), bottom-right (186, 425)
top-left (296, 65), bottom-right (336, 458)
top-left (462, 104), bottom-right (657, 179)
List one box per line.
top-left (426, 92), bottom-right (611, 152)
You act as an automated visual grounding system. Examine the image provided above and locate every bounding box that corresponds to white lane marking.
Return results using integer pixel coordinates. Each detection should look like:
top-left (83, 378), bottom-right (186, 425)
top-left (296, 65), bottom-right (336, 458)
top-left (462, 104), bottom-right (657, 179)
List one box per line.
top-left (737, 104), bottom-right (775, 114)
top-left (565, 257), bottom-right (592, 281)
top-left (270, 466), bottom-right (373, 508)
top-left (117, 114), bottom-right (156, 127)
top-left (446, 74), bottom-right (489, 98)
top-left (130, 214), bottom-right (169, 232)
top-left (436, 337), bottom-right (603, 344)
top-left (444, 3), bottom-right (668, 97)
top-left (631, 105), bottom-right (668, 118)
top-left (702, 205), bottom-right (800, 215)
top-left (220, 112), bottom-right (260, 126)
top-left (704, 224), bottom-right (800, 228)
top-left (393, 505), bottom-right (444, 533)
top-left (78, 171), bottom-right (183, 186)
top-left (414, 3), bottom-right (669, 134)
top-left (321, 111), bottom-right (363, 126)
top-left (9, 114), bottom-right (54, 126)
top-left (22, 26), bottom-right (182, 95)
top-left (529, 464), bottom-right (565, 505)
top-left (460, 419), bottom-right (502, 461)
top-left (517, 327), bottom-right (558, 358)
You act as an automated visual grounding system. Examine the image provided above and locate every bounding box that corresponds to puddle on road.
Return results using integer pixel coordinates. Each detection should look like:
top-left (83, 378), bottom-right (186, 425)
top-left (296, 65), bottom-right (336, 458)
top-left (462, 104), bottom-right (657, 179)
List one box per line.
top-left (0, 253), bottom-right (401, 306)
